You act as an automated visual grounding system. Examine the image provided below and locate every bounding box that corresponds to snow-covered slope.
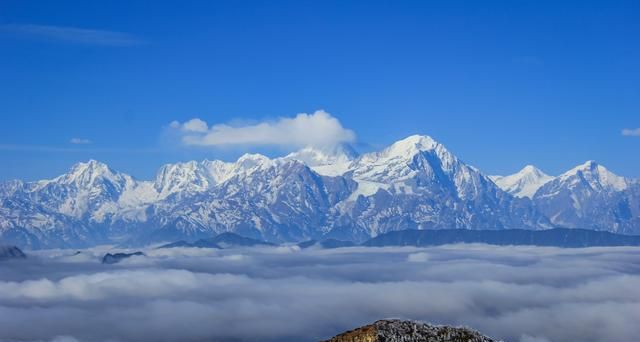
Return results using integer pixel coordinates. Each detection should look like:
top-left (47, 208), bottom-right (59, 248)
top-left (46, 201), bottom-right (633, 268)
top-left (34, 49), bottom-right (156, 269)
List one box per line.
top-left (26, 160), bottom-right (139, 220)
top-left (154, 160), bottom-right (228, 198)
top-left (558, 160), bottom-right (628, 192)
top-left (534, 161), bottom-right (638, 234)
top-left (1, 136), bottom-right (638, 249)
top-left (491, 165), bottom-right (554, 198)
top-left (144, 158), bottom-right (356, 243)
top-left (285, 143), bottom-right (358, 176)
top-left (348, 135), bottom-right (484, 198)
top-left (328, 135), bottom-right (550, 239)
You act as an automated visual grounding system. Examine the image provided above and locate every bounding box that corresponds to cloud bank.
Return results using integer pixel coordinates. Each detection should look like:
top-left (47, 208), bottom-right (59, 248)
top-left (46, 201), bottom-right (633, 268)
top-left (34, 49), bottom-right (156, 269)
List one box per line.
top-left (1, 245), bottom-right (639, 342)
top-left (622, 128), bottom-right (640, 137)
top-left (1, 24), bottom-right (142, 46)
top-left (169, 110), bottom-right (356, 149)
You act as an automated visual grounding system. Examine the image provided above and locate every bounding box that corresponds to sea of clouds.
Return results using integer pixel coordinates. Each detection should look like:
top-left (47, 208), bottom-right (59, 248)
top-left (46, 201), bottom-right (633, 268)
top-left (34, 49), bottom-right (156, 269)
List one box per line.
top-left (1, 244), bottom-right (639, 342)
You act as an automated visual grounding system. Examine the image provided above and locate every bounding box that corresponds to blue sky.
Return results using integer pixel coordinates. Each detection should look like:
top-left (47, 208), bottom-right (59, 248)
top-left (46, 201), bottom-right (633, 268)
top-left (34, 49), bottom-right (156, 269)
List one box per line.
top-left (0, 0), bottom-right (638, 181)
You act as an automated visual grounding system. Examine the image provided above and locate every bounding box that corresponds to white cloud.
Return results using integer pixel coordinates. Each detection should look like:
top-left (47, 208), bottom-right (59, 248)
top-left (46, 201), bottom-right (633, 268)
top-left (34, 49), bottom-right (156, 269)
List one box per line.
top-left (50, 336), bottom-right (80, 342)
top-left (1, 24), bottom-right (142, 46)
top-left (69, 138), bottom-right (91, 144)
top-left (622, 128), bottom-right (640, 137)
top-left (520, 335), bottom-right (552, 342)
top-left (407, 252), bottom-right (429, 262)
top-left (222, 254), bottom-right (246, 261)
top-left (2, 245), bottom-right (640, 342)
top-left (170, 110), bottom-right (356, 149)
top-left (180, 118), bottom-right (209, 133)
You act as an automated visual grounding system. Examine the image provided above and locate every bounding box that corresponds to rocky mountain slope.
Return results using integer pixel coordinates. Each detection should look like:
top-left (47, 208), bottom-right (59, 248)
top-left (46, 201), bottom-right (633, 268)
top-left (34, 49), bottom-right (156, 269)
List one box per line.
top-left (327, 135), bottom-right (550, 240)
top-left (322, 319), bottom-right (497, 342)
top-left (1, 135), bottom-right (638, 249)
top-left (532, 161), bottom-right (639, 234)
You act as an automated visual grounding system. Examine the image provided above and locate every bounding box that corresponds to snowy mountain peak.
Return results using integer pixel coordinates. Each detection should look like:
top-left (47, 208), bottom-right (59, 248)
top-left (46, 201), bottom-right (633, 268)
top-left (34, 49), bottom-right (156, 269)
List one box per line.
top-left (286, 144), bottom-right (358, 166)
top-left (224, 153), bottom-right (278, 179)
top-left (235, 153), bottom-right (272, 169)
top-left (374, 134), bottom-right (463, 175)
top-left (201, 159), bottom-right (234, 183)
top-left (56, 159), bottom-right (131, 188)
top-left (532, 161), bottom-right (634, 231)
top-left (560, 160), bottom-right (628, 191)
top-left (343, 134), bottom-right (496, 203)
top-left (350, 135), bottom-right (449, 178)
top-left (154, 161), bottom-right (213, 195)
top-left (383, 134), bottom-right (439, 158)
top-left (571, 160), bottom-right (598, 171)
top-left (491, 165), bottom-right (554, 198)
top-left (70, 159), bottom-right (111, 174)
top-left (3, 135), bottom-right (640, 249)
top-left (286, 143), bottom-right (358, 176)
top-left (153, 158), bottom-right (238, 197)
top-left (521, 164), bottom-right (543, 173)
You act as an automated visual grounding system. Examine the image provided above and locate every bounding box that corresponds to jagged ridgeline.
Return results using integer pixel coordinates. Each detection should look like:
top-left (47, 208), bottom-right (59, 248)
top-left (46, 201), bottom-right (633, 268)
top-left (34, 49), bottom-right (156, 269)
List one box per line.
top-left (1, 135), bottom-right (639, 248)
top-left (322, 320), bottom-right (497, 342)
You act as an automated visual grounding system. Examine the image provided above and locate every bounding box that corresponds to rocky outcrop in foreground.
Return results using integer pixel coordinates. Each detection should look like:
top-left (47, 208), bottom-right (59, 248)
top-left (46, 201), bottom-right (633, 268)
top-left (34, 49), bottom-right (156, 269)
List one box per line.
top-left (323, 319), bottom-right (498, 342)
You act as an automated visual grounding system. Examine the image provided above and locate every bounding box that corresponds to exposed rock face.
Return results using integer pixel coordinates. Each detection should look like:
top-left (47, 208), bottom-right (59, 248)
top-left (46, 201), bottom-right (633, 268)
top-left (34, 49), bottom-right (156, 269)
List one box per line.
top-left (323, 320), bottom-right (497, 342)
top-left (157, 240), bottom-right (221, 249)
top-left (208, 232), bottom-right (275, 248)
top-left (158, 232), bottom-right (273, 249)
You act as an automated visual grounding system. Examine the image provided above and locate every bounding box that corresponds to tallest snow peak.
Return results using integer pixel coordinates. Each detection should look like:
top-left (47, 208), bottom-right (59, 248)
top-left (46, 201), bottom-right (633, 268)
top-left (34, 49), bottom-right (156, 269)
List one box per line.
top-left (391, 134), bottom-right (438, 150)
top-left (382, 135), bottom-right (441, 158)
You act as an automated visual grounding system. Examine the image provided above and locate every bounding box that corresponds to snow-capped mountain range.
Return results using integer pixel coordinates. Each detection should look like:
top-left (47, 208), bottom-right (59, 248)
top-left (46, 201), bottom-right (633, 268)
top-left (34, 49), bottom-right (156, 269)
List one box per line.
top-left (1, 135), bottom-right (638, 248)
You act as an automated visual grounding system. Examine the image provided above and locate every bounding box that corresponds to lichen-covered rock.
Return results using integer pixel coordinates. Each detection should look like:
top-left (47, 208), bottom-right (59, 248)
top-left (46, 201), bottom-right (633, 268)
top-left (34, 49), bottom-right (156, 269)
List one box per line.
top-left (323, 319), bottom-right (498, 342)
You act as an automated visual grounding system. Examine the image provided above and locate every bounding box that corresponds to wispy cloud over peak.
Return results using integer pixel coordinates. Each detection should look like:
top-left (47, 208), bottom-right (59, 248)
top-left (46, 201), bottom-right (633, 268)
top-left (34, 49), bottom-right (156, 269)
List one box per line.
top-left (169, 110), bottom-right (356, 149)
top-left (1, 24), bottom-right (143, 46)
top-left (622, 128), bottom-right (640, 137)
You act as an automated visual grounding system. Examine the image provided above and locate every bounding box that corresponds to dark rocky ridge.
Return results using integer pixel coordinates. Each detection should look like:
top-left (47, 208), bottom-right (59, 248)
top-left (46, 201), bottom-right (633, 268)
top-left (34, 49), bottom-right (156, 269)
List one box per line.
top-left (0, 245), bottom-right (26, 260)
top-left (156, 228), bottom-right (640, 251)
top-left (158, 232), bottom-right (274, 249)
top-left (364, 228), bottom-right (640, 248)
top-left (102, 251), bottom-right (145, 264)
top-left (322, 320), bottom-right (498, 342)
top-left (298, 238), bottom-right (356, 249)
top-left (209, 232), bottom-right (275, 247)
top-left (158, 240), bottom-right (221, 249)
